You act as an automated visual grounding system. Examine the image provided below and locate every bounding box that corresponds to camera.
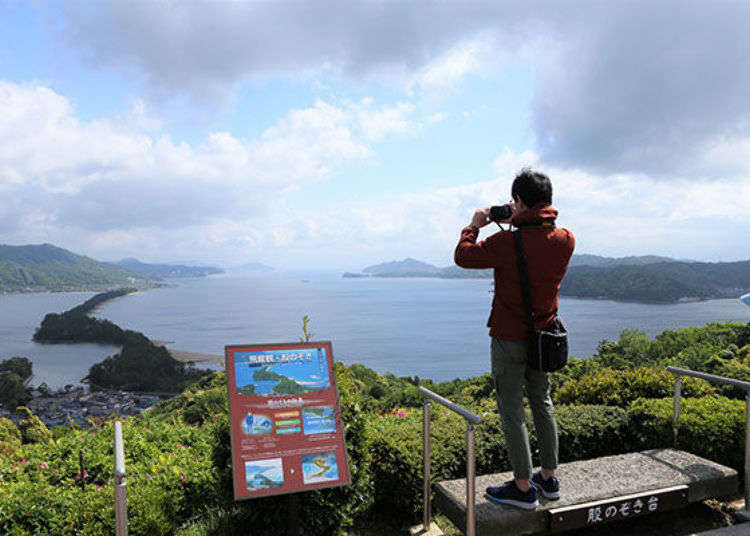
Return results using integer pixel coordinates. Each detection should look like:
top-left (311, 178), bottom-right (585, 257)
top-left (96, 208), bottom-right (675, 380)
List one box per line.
top-left (489, 204), bottom-right (513, 222)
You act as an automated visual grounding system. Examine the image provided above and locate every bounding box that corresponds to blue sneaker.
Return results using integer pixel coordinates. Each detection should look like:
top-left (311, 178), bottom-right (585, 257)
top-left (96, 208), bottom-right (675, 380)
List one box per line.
top-left (485, 481), bottom-right (539, 509)
top-left (531, 471), bottom-right (560, 500)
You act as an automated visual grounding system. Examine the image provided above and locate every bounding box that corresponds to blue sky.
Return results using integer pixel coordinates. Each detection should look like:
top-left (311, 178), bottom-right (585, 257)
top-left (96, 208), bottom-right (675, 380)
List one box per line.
top-left (1, 2), bottom-right (748, 269)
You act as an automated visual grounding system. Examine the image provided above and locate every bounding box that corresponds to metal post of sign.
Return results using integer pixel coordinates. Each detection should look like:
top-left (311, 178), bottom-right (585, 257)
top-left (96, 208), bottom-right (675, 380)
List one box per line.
top-left (422, 399), bottom-right (431, 531)
top-left (288, 493), bottom-right (300, 536)
top-left (114, 421), bottom-right (128, 536)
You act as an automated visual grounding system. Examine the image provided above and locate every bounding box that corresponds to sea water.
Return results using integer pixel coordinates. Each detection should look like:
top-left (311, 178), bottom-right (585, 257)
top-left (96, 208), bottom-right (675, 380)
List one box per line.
top-left (2, 272), bottom-right (749, 387)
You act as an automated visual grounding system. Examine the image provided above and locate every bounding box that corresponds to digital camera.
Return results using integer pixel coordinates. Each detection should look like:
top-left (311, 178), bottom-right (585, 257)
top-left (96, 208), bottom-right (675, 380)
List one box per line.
top-left (489, 204), bottom-right (513, 222)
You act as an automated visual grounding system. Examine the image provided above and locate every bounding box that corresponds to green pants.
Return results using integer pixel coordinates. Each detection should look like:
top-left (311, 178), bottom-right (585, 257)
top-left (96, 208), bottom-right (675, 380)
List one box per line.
top-left (491, 338), bottom-right (558, 480)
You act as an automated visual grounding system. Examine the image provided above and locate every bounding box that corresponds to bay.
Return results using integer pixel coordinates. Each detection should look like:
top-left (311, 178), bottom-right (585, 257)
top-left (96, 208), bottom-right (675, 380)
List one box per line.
top-left (2, 273), bottom-right (749, 387)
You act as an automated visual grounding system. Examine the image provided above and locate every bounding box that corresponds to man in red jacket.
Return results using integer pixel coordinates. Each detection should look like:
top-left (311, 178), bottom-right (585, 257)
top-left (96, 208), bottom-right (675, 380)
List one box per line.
top-left (455, 168), bottom-right (575, 509)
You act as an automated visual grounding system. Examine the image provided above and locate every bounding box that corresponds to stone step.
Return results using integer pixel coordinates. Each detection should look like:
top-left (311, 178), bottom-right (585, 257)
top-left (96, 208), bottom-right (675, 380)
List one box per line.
top-left (435, 449), bottom-right (737, 536)
top-left (691, 524), bottom-right (750, 536)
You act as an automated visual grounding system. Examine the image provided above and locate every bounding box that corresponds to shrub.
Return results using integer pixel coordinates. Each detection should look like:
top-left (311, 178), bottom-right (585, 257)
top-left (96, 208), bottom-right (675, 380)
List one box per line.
top-left (0, 419), bottom-right (216, 535)
top-left (16, 407), bottom-right (52, 444)
top-left (0, 372), bottom-right (31, 410)
top-left (0, 417), bottom-right (21, 456)
top-left (147, 372), bottom-right (229, 425)
top-left (554, 367), bottom-right (715, 407)
top-left (628, 396), bottom-right (745, 471)
top-left (556, 405), bottom-right (632, 461)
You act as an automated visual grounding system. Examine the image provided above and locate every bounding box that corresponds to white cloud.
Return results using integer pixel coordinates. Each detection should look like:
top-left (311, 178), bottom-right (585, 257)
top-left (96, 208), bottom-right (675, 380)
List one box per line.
top-left (357, 101), bottom-right (416, 142)
top-left (0, 81), bottom-right (412, 245)
top-left (409, 33), bottom-right (499, 94)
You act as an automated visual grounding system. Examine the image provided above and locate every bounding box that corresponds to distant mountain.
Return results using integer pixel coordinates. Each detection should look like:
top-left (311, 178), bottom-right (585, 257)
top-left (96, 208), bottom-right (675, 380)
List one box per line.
top-left (109, 258), bottom-right (223, 278)
top-left (231, 262), bottom-right (275, 272)
top-left (569, 254), bottom-right (677, 267)
top-left (0, 244), bottom-right (149, 292)
top-left (344, 254), bottom-right (750, 303)
top-left (362, 258), bottom-right (440, 276)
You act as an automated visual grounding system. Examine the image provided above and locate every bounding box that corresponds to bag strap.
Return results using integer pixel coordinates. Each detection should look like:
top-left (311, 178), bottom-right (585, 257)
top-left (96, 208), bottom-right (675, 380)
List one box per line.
top-left (513, 230), bottom-right (535, 335)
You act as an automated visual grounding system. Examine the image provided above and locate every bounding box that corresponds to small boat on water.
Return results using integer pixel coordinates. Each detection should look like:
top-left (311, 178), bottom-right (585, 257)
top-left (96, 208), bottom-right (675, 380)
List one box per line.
top-left (741, 293), bottom-right (750, 307)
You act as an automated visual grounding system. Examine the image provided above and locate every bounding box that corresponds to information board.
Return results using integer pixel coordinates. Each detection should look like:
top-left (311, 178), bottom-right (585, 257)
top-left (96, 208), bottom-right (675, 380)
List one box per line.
top-left (225, 341), bottom-right (350, 500)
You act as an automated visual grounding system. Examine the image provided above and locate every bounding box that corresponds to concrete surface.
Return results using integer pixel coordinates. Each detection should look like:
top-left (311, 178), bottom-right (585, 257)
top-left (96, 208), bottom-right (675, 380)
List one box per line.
top-left (435, 449), bottom-right (737, 536)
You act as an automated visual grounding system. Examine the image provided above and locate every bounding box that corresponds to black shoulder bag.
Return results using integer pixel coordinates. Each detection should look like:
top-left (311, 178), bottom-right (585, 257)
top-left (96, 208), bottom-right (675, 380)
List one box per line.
top-left (513, 229), bottom-right (568, 372)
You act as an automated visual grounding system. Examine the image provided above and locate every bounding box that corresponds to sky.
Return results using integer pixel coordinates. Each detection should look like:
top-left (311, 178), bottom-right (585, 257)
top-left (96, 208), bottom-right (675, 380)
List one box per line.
top-left (1, 1), bottom-right (749, 270)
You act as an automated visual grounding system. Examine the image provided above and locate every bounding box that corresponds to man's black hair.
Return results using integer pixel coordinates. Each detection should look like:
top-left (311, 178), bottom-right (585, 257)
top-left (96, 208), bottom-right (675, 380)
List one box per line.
top-left (511, 168), bottom-right (552, 208)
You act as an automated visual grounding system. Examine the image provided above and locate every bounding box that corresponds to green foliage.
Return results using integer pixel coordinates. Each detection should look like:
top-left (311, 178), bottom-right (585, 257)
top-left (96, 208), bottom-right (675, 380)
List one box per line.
top-left (554, 367), bottom-right (715, 407)
top-left (146, 373), bottom-right (228, 425)
top-left (628, 396), bottom-right (746, 471)
top-left (556, 405), bottom-right (631, 461)
top-left (0, 357), bottom-right (32, 381)
top-left (16, 408), bottom-right (52, 444)
top-left (0, 419), bottom-right (215, 535)
top-left (0, 373), bottom-right (31, 410)
top-left (299, 314), bottom-right (314, 342)
top-left (0, 418), bottom-right (22, 456)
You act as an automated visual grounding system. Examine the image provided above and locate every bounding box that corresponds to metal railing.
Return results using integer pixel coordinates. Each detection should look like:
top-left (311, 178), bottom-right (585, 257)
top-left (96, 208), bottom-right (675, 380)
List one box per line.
top-left (114, 421), bottom-right (128, 536)
top-left (418, 386), bottom-right (482, 536)
top-left (667, 366), bottom-right (750, 513)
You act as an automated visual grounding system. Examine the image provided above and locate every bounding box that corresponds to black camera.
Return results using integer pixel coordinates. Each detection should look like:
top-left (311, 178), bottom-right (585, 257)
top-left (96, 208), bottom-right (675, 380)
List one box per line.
top-left (489, 204), bottom-right (513, 222)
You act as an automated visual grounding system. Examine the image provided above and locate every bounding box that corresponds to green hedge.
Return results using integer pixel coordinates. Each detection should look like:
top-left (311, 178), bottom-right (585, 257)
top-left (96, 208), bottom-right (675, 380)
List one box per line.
top-left (554, 367), bottom-right (715, 407)
top-left (629, 395), bottom-right (746, 472)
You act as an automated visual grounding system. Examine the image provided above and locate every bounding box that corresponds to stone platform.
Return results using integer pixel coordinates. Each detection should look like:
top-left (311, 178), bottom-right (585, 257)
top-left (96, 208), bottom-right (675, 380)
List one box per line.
top-left (435, 449), bottom-right (737, 535)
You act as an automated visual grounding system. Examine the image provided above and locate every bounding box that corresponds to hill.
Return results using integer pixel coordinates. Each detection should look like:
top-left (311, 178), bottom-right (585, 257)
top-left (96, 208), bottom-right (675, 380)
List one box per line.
top-left (568, 254), bottom-right (677, 267)
top-left (108, 258), bottom-right (224, 278)
top-left (562, 260), bottom-right (750, 303)
top-left (343, 254), bottom-right (750, 303)
top-left (0, 244), bottom-right (150, 292)
top-left (363, 257), bottom-right (440, 275)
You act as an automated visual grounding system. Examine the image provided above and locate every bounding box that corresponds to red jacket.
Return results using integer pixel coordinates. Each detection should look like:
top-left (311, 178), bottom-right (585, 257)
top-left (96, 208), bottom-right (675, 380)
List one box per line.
top-left (454, 204), bottom-right (575, 340)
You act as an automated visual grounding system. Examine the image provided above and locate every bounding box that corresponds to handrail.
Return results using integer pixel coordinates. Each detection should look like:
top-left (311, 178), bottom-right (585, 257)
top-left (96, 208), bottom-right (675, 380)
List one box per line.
top-left (418, 386), bottom-right (483, 424)
top-left (418, 385), bottom-right (482, 536)
top-left (667, 366), bottom-right (750, 391)
top-left (667, 367), bottom-right (750, 516)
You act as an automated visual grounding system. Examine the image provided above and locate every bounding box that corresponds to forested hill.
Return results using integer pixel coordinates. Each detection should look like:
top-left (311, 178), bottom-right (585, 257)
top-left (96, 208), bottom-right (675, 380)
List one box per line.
top-left (343, 256), bottom-right (750, 303)
top-left (0, 244), bottom-right (150, 292)
top-left (107, 258), bottom-right (224, 278)
top-left (561, 260), bottom-right (750, 303)
top-left (568, 253), bottom-right (677, 267)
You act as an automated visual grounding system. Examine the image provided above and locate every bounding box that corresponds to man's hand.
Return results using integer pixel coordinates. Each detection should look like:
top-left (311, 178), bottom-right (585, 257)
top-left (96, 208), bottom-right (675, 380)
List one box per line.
top-left (471, 207), bottom-right (492, 228)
